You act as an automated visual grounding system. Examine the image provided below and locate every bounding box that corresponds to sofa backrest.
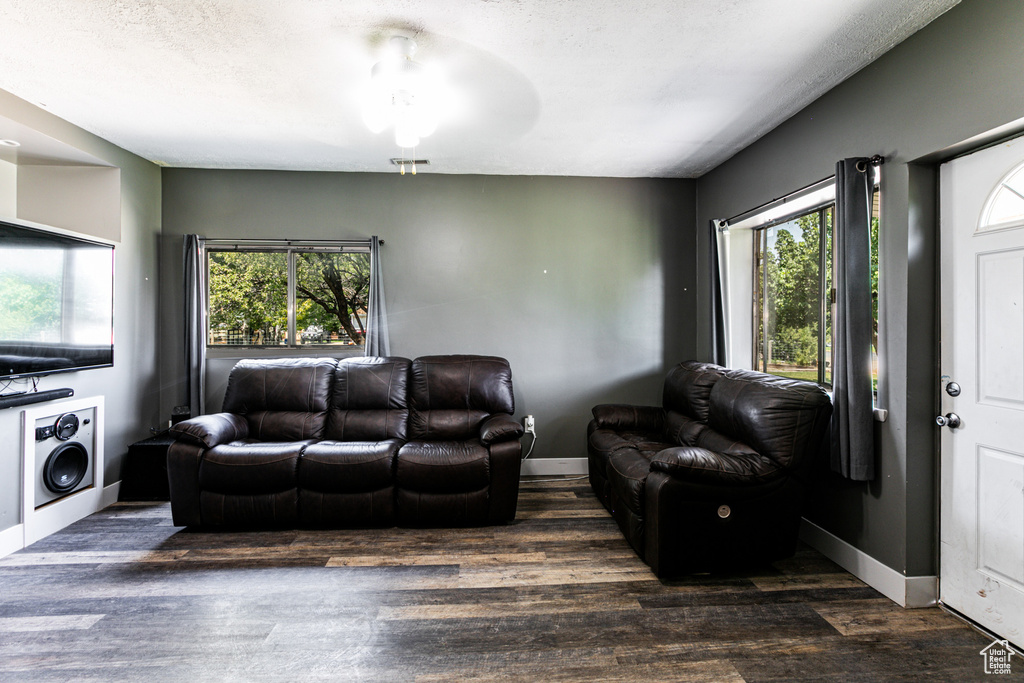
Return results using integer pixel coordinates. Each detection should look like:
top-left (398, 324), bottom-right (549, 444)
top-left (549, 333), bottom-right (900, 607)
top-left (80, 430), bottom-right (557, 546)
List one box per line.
top-left (324, 356), bottom-right (411, 441)
top-left (707, 369), bottom-right (832, 470)
top-left (663, 361), bottom-right (728, 423)
top-left (222, 357), bottom-right (337, 441)
top-left (408, 355), bottom-right (515, 440)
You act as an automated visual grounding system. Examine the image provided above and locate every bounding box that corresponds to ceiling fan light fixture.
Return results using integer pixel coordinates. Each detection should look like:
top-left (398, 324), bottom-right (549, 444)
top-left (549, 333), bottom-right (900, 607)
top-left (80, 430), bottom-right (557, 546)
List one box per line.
top-left (363, 36), bottom-right (441, 148)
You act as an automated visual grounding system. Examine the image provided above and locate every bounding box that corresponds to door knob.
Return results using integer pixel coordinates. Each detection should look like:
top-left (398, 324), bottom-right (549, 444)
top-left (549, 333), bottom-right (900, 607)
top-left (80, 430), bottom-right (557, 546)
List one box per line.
top-left (935, 413), bottom-right (962, 429)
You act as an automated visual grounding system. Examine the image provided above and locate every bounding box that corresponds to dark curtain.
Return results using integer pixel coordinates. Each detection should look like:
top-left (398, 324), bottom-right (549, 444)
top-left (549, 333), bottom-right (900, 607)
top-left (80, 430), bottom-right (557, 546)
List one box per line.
top-left (831, 159), bottom-right (875, 480)
top-left (183, 234), bottom-right (206, 417)
top-left (365, 235), bottom-right (391, 356)
top-left (710, 220), bottom-right (727, 366)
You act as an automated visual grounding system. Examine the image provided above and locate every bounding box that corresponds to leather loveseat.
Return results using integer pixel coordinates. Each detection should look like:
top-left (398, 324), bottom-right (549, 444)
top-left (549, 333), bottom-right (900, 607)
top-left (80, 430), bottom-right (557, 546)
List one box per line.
top-left (588, 360), bottom-right (832, 577)
top-left (167, 354), bottom-right (524, 528)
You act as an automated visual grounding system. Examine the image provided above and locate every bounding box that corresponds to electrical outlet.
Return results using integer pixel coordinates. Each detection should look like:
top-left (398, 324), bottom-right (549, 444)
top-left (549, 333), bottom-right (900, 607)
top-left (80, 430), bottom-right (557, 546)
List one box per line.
top-left (523, 415), bottom-right (535, 434)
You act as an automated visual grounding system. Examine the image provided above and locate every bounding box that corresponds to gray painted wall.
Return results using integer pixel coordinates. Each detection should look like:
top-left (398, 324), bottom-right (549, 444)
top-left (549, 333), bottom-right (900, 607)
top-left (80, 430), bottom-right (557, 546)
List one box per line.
top-left (160, 171), bottom-right (697, 463)
top-left (695, 0), bottom-right (1024, 575)
top-left (0, 91), bottom-right (162, 534)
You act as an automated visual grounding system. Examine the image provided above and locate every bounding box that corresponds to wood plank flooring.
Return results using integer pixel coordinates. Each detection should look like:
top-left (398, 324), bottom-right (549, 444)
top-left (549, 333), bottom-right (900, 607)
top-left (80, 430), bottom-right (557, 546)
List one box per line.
top-left (0, 478), bottom-right (994, 681)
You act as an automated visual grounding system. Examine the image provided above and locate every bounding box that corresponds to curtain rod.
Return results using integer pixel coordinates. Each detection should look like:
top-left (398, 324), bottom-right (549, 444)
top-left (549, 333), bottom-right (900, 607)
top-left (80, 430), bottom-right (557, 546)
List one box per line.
top-left (856, 155), bottom-right (885, 172)
top-left (200, 238), bottom-right (375, 248)
top-left (723, 175), bottom-right (833, 226)
top-left (723, 155), bottom-right (884, 227)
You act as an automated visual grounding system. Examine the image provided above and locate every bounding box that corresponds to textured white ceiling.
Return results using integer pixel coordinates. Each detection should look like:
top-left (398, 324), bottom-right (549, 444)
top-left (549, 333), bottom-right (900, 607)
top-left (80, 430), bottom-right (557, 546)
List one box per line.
top-left (0, 0), bottom-right (960, 177)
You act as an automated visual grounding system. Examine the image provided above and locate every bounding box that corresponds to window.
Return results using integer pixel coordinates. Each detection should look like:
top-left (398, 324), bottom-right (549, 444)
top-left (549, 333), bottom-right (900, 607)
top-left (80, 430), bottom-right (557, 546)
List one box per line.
top-left (753, 205), bottom-right (833, 383)
top-left (981, 159), bottom-right (1024, 230)
top-left (748, 172), bottom-right (881, 388)
top-left (206, 242), bottom-right (370, 350)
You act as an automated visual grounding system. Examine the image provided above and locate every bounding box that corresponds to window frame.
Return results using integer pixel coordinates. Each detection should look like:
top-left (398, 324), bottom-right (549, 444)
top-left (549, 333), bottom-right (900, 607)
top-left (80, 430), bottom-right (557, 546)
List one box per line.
top-left (202, 238), bottom-right (372, 358)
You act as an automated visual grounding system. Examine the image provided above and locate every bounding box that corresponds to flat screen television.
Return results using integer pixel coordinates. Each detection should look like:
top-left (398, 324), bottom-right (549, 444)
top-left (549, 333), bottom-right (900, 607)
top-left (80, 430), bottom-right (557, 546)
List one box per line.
top-left (0, 219), bottom-right (114, 380)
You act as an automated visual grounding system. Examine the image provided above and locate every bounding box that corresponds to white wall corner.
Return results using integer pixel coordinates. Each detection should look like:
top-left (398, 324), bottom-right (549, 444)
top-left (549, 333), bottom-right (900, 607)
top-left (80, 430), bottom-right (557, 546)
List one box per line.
top-left (521, 457), bottom-right (588, 477)
top-left (799, 518), bottom-right (937, 608)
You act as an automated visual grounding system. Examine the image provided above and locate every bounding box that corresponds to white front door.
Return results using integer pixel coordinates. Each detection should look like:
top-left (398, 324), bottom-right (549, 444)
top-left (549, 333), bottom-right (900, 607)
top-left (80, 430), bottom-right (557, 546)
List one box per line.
top-left (939, 136), bottom-right (1024, 646)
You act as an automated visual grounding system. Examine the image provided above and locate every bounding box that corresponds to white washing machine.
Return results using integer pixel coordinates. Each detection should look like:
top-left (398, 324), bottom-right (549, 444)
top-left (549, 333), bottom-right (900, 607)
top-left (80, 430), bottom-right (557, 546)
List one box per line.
top-left (34, 407), bottom-right (96, 508)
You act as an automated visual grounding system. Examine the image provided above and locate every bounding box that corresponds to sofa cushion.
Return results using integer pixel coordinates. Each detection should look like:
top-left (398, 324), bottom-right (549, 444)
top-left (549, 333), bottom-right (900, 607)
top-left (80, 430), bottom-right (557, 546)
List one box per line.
top-left (591, 404), bottom-right (664, 433)
top-left (396, 440), bottom-right (491, 493)
top-left (222, 358), bottom-right (336, 441)
top-left (324, 357), bottom-right (411, 441)
top-left (708, 370), bottom-right (832, 469)
top-left (409, 355), bottom-right (514, 440)
top-left (663, 361), bottom-right (727, 422)
top-left (664, 411), bottom-right (706, 447)
top-left (198, 441), bottom-right (306, 494)
top-left (299, 439), bottom-right (400, 493)
top-left (588, 430), bottom-right (674, 461)
top-left (694, 426), bottom-right (760, 459)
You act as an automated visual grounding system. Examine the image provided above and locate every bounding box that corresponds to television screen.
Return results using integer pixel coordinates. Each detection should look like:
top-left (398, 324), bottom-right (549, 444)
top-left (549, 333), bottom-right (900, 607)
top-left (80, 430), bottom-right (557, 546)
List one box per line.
top-left (0, 220), bottom-right (114, 379)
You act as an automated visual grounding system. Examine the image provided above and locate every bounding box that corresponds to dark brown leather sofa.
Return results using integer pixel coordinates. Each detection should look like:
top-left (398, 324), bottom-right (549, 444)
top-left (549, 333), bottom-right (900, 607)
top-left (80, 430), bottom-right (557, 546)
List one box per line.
top-left (588, 360), bottom-right (832, 577)
top-left (167, 354), bottom-right (523, 528)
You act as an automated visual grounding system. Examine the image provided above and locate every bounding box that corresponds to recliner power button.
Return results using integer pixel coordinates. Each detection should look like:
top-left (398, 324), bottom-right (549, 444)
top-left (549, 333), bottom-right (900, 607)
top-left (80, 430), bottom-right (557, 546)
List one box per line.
top-left (717, 505), bottom-right (731, 519)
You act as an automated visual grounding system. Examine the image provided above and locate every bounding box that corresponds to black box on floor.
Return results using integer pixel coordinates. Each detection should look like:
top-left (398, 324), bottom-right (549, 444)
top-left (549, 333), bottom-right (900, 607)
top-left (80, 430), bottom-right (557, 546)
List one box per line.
top-left (118, 434), bottom-right (175, 501)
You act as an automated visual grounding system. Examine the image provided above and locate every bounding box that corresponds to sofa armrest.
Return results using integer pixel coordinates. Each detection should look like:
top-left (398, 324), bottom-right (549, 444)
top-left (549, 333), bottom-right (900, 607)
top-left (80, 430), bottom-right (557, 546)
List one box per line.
top-left (480, 413), bottom-right (525, 445)
top-left (170, 413), bottom-right (249, 449)
top-left (591, 404), bottom-right (664, 433)
top-left (650, 446), bottom-right (779, 484)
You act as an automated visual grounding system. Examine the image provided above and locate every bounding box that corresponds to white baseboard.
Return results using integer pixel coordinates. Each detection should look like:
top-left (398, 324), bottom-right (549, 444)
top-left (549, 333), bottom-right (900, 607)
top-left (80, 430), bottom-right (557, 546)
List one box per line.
top-left (101, 480), bottom-right (121, 508)
top-left (521, 457), bottom-right (588, 476)
top-left (0, 524), bottom-right (25, 559)
top-left (800, 518), bottom-right (937, 608)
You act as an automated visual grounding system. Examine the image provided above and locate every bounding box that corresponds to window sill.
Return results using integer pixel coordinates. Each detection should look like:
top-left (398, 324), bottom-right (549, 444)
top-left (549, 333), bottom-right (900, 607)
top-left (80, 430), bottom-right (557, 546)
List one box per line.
top-left (206, 345), bottom-right (366, 361)
top-left (823, 390), bottom-right (888, 423)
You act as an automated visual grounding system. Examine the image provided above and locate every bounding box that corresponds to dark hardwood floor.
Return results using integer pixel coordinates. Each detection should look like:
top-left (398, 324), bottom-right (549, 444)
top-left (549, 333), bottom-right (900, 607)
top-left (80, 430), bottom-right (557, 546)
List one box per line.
top-left (0, 478), bottom-right (993, 681)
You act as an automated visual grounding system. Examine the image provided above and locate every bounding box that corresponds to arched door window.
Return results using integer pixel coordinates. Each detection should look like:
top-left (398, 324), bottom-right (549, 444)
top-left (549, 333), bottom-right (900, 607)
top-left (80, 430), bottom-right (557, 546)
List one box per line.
top-left (979, 158), bottom-right (1024, 231)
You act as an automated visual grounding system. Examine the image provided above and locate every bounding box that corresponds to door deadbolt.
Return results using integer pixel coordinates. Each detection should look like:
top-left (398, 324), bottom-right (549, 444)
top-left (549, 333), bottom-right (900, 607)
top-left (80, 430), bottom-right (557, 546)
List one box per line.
top-left (945, 381), bottom-right (961, 397)
top-left (935, 413), bottom-right (962, 429)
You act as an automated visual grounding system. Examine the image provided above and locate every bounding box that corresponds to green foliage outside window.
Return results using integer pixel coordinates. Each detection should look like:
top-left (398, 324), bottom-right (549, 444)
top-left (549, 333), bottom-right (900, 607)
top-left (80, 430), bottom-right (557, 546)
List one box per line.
top-left (208, 249), bottom-right (369, 347)
top-left (208, 252), bottom-right (288, 345)
top-left (295, 252), bottom-right (370, 344)
top-left (756, 208), bottom-right (831, 383)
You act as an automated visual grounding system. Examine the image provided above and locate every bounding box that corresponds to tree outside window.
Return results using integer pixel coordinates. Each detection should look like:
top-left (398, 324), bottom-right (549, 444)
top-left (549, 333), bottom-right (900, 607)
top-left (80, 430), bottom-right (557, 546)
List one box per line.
top-left (207, 247), bottom-right (370, 348)
top-left (755, 206), bottom-right (832, 383)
